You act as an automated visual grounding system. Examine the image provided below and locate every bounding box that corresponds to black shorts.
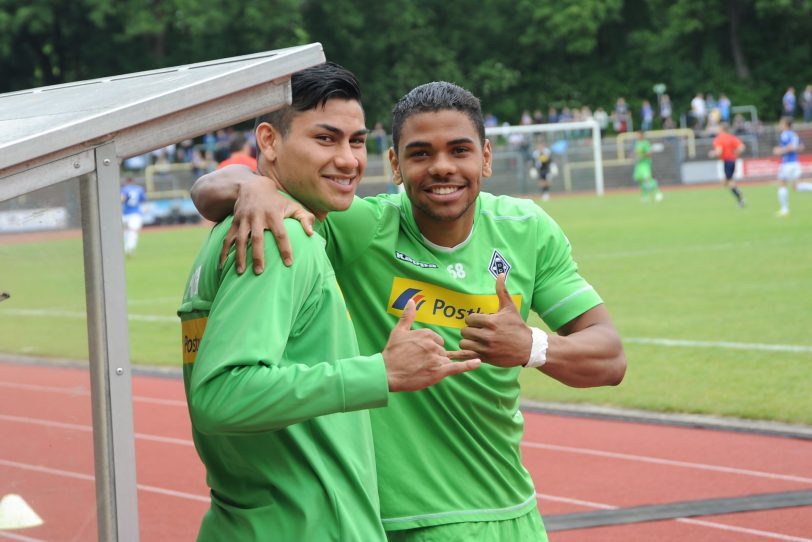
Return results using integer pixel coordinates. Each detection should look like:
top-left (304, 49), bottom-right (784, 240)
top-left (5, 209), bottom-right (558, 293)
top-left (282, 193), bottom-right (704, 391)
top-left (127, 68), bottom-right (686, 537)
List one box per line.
top-left (723, 160), bottom-right (736, 180)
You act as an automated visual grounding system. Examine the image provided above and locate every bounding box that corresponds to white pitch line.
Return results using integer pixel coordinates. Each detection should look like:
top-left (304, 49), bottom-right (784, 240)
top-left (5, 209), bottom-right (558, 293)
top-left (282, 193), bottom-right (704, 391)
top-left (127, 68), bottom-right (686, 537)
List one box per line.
top-left (536, 493), bottom-right (812, 541)
top-left (0, 308), bottom-right (175, 323)
top-left (626, 337), bottom-right (812, 354)
top-left (579, 241), bottom-right (744, 260)
top-left (578, 238), bottom-right (797, 261)
top-left (127, 296), bottom-right (179, 306)
top-left (4, 307), bottom-right (810, 353)
top-left (0, 459), bottom-right (207, 504)
top-left (523, 441), bottom-right (812, 484)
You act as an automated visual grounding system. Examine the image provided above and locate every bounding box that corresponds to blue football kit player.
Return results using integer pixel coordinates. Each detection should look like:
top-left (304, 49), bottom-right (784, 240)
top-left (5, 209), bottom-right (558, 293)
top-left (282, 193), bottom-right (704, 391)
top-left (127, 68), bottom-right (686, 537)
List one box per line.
top-left (121, 177), bottom-right (146, 255)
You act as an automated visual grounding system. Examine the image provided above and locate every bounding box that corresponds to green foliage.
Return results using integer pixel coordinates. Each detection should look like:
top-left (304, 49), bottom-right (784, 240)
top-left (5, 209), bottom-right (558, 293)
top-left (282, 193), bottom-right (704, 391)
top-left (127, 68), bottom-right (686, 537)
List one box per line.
top-left (1, 0), bottom-right (812, 127)
top-left (517, 0), bottom-right (623, 54)
top-left (0, 0), bottom-right (307, 90)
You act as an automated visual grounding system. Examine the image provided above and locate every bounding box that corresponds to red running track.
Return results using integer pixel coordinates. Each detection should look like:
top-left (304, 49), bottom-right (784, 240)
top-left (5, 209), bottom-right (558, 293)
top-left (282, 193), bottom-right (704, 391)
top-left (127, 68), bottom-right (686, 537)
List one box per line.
top-left (1, 361), bottom-right (811, 541)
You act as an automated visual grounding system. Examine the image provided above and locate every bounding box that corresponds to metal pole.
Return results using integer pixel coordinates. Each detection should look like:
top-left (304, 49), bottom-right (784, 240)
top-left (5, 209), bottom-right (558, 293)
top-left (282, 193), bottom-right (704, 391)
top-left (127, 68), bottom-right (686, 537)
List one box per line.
top-left (592, 122), bottom-right (605, 196)
top-left (79, 141), bottom-right (140, 542)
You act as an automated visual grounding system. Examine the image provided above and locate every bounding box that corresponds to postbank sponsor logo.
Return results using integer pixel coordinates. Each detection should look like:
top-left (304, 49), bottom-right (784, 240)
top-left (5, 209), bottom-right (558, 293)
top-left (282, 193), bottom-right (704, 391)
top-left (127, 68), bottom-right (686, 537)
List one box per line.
top-left (387, 277), bottom-right (522, 329)
top-left (182, 316), bottom-right (207, 364)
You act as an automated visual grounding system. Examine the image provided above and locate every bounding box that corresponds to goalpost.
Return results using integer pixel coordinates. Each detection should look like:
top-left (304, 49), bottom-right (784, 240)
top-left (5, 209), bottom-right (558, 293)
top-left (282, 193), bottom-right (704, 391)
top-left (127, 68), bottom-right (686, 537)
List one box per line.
top-left (485, 120), bottom-right (605, 196)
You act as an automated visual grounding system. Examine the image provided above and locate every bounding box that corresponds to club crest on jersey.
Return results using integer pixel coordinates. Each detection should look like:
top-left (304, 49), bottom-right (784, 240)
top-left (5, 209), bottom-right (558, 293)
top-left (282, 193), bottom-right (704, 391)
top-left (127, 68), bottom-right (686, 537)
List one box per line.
top-left (488, 250), bottom-right (511, 279)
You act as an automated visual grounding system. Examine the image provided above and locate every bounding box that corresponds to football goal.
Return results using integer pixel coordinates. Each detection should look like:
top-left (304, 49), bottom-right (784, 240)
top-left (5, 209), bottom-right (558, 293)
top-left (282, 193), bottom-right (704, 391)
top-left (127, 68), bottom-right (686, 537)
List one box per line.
top-left (485, 120), bottom-right (605, 196)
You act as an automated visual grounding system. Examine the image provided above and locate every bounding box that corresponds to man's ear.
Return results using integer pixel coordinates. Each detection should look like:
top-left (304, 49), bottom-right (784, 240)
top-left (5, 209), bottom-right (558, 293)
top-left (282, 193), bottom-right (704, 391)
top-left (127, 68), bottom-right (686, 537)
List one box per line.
top-left (482, 139), bottom-right (493, 178)
top-left (255, 122), bottom-right (280, 162)
top-left (389, 146), bottom-right (402, 185)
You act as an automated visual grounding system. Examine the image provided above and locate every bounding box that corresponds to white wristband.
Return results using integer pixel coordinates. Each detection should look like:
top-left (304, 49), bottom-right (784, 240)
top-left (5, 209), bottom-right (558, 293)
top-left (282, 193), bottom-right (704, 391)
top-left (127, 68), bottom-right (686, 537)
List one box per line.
top-left (524, 327), bottom-right (548, 368)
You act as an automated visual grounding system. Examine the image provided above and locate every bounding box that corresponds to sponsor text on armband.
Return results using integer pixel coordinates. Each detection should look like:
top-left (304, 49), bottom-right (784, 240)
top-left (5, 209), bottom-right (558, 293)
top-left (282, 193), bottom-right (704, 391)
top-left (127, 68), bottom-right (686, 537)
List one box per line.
top-left (182, 317), bottom-right (208, 364)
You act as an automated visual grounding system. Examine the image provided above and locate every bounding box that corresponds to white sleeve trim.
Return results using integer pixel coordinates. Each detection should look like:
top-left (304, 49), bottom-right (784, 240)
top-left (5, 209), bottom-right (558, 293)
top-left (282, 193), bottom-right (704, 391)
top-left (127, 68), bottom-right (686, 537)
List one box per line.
top-left (539, 285), bottom-right (594, 319)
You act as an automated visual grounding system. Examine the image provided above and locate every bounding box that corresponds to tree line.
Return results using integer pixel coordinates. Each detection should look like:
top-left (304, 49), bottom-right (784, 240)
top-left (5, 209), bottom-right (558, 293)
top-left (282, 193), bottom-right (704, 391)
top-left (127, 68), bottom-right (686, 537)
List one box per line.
top-left (2, 0), bottom-right (811, 129)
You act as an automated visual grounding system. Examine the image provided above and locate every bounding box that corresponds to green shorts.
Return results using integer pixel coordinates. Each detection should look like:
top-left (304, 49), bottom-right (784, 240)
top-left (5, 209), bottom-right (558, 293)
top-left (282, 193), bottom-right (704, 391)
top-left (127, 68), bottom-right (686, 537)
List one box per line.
top-left (634, 161), bottom-right (652, 182)
top-left (385, 509), bottom-right (547, 542)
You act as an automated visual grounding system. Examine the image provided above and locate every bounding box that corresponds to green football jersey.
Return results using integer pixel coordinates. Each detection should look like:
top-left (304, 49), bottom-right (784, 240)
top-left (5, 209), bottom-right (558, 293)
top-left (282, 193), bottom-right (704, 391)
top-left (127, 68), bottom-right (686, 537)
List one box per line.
top-left (320, 191), bottom-right (602, 531)
top-left (635, 139), bottom-right (651, 163)
top-left (634, 139), bottom-right (653, 181)
top-left (178, 215), bottom-right (389, 541)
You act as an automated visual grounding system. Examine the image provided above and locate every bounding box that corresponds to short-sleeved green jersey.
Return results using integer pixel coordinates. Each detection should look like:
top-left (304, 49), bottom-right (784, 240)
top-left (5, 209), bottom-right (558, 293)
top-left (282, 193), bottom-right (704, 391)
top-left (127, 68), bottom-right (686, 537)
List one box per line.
top-left (178, 215), bottom-right (389, 541)
top-left (634, 139), bottom-right (653, 181)
top-left (635, 139), bottom-right (651, 163)
top-left (319, 191), bottom-right (602, 531)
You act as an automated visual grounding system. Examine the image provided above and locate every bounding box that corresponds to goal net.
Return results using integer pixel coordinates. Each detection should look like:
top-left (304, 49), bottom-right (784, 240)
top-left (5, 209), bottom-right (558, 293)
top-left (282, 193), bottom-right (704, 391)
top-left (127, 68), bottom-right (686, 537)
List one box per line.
top-left (485, 120), bottom-right (605, 197)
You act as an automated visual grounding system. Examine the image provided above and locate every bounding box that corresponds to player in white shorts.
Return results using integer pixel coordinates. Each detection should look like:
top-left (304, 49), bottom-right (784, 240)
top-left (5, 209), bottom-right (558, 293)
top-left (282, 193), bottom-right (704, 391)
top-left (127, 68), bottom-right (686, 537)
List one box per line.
top-left (121, 177), bottom-right (146, 254)
top-left (773, 117), bottom-right (805, 216)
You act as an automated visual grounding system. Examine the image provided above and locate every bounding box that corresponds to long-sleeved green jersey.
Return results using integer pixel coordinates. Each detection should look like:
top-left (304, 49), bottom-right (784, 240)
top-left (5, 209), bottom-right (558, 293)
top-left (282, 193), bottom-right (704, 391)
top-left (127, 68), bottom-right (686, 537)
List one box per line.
top-left (178, 216), bottom-right (389, 541)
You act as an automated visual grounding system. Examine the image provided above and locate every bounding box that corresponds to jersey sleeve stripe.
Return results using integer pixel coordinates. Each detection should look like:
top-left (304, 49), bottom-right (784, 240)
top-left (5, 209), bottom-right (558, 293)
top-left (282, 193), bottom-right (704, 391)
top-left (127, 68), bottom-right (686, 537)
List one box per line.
top-left (540, 285), bottom-right (596, 319)
top-left (481, 209), bottom-right (534, 221)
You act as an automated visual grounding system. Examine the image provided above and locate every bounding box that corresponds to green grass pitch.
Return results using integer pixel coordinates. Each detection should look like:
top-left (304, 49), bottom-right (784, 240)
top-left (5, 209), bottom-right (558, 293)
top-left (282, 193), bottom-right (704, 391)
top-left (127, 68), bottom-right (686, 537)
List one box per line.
top-left (1, 183), bottom-right (810, 424)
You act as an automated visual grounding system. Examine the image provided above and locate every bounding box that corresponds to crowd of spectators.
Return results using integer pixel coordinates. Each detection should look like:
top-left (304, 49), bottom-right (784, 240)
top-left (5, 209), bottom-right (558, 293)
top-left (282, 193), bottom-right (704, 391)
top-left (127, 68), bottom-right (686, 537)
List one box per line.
top-left (493, 84), bottom-right (812, 141)
top-left (122, 127), bottom-right (258, 177)
top-left (121, 120), bottom-right (399, 176)
top-left (122, 85), bottom-right (812, 179)
top-left (783, 85), bottom-right (812, 122)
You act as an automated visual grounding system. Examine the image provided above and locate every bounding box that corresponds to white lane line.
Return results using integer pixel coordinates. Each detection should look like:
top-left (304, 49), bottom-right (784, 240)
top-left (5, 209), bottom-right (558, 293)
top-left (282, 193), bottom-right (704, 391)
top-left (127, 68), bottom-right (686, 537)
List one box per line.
top-left (0, 532), bottom-right (47, 542)
top-left (134, 484), bottom-right (208, 503)
top-left (3, 401), bottom-right (809, 485)
top-left (0, 381), bottom-right (87, 397)
top-left (676, 517), bottom-right (812, 541)
top-left (536, 493), bottom-right (812, 541)
top-left (626, 337), bottom-right (812, 354)
top-left (0, 381), bottom-right (187, 407)
top-left (0, 459), bottom-right (207, 504)
top-left (0, 414), bottom-right (193, 447)
top-left (537, 493), bottom-right (615, 510)
top-left (523, 442), bottom-right (812, 484)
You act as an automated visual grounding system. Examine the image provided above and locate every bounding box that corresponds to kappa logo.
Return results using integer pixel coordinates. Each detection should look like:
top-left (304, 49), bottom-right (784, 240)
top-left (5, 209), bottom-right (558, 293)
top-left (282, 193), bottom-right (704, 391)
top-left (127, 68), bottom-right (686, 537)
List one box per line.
top-left (489, 250), bottom-right (511, 279)
top-left (395, 251), bottom-right (438, 269)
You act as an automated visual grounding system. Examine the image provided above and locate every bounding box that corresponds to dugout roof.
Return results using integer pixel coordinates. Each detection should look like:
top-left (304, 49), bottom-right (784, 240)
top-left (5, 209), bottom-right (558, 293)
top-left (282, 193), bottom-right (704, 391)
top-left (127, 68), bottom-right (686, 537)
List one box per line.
top-left (0, 43), bottom-right (324, 190)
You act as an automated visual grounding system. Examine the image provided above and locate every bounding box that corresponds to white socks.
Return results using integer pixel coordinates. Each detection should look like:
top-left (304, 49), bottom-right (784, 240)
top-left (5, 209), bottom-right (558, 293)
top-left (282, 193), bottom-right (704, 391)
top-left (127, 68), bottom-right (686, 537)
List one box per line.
top-left (124, 230), bottom-right (138, 254)
top-left (778, 186), bottom-right (789, 212)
